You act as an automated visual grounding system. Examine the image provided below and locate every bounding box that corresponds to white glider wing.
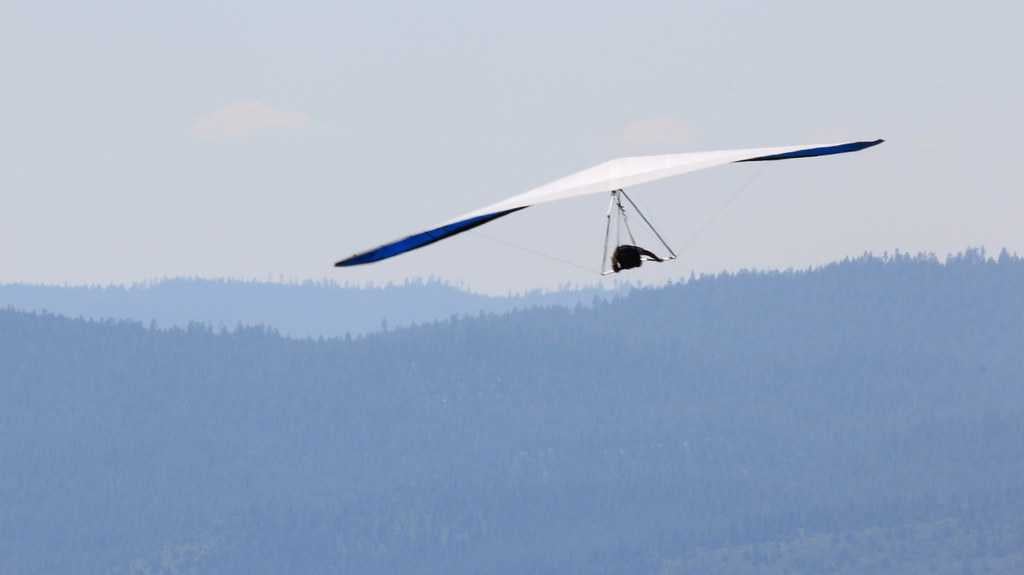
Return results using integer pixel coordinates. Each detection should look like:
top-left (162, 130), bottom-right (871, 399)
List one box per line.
top-left (336, 139), bottom-right (883, 266)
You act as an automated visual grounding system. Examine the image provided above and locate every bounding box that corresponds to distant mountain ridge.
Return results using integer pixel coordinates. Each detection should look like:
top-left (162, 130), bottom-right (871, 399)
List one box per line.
top-left (0, 278), bottom-right (624, 338)
top-left (2, 248), bottom-right (1023, 574)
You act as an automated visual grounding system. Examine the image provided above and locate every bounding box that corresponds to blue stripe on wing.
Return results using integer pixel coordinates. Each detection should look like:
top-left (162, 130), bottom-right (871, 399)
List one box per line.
top-left (737, 139), bottom-right (884, 162)
top-left (335, 207), bottom-right (526, 267)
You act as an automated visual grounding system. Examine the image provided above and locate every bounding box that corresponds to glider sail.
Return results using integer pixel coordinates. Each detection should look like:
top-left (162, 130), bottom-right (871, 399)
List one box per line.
top-left (335, 139), bottom-right (883, 267)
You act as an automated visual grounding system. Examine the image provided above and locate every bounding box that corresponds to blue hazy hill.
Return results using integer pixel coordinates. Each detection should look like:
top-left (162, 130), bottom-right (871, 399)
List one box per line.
top-left (2, 249), bottom-right (1023, 574)
top-left (0, 278), bottom-right (622, 338)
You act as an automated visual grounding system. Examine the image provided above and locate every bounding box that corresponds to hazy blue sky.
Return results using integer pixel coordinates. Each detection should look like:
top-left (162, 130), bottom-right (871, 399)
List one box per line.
top-left (2, 1), bottom-right (1021, 292)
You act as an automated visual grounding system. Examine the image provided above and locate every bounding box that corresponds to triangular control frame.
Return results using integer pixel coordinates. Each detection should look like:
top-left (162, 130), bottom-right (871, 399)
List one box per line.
top-left (601, 189), bottom-right (677, 275)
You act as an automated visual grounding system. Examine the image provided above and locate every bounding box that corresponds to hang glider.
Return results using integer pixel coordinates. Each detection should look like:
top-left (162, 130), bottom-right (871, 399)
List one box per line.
top-left (335, 139), bottom-right (883, 268)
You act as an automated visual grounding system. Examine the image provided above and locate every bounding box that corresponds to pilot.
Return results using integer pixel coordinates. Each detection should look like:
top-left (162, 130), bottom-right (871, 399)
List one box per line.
top-left (612, 244), bottom-right (663, 272)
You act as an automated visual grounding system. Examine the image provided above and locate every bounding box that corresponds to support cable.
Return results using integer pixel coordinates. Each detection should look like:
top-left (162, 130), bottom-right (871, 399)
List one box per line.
top-left (671, 167), bottom-right (764, 259)
top-left (619, 189), bottom-right (676, 259)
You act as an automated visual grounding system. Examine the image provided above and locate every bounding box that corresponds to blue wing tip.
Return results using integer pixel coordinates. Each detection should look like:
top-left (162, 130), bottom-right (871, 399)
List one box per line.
top-left (333, 206), bottom-right (527, 268)
top-left (335, 253), bottom-right (379, 267)
top-left (738, 138), bottom-right (885, 163)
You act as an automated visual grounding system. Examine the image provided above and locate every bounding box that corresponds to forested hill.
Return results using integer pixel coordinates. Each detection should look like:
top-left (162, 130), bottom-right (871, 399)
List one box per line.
top-left (0, 278), bottom-right (621, 338)
top-left (3, 250), bottom-right (1024, 574)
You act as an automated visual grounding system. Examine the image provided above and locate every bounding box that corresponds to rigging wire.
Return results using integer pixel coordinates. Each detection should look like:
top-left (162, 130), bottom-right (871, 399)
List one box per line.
top-left (475, 231), bottom-right (600, 275)
top-left (671, 166), bottom-right (766, 259)
top-left (618, 196), bottom-right (638, 245)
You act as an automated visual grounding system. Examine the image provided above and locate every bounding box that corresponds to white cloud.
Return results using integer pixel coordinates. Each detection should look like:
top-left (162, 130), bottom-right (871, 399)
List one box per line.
top-left (191, 101), bottom-right (309, 140)
top-left (622, 117), bottom-right (694, 154)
